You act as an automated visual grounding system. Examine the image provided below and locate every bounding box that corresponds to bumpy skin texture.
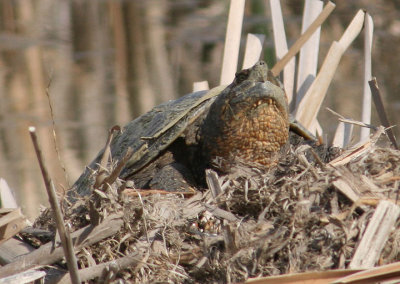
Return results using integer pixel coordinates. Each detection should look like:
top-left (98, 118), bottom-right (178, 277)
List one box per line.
top-left (201, 61), bottom-right (289, 170)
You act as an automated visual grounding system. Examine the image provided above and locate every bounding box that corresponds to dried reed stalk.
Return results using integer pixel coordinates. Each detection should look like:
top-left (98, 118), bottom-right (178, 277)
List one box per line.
top-left (0, 214), bottom-right (123, 278)
top-left (332, 121), bottom-right (354, 148)
top-left (242, 33), bottom-right (265, 69)
top-left (335, 261), bottom-right (400, 284)
top-left (349, 200), bottom-right (400, 269)
top-left (369, 78), bottom-right (399, 149)
top-left (29, 127), bottom-right (80, 284)
top-left (296, 0), bottom-right (323, 107)
top-left (271, 1), bottom-right (335, 76)
top-left (329, 126), bottom-right (384, 167)
top-left (0, 269), bottom-right (46, 284)
top-left (0, 208), bottom-right (26, 246)
top-left (0, 179), bottom-right (17, 208)
top-left (269, 0), bottom-right (296, 103)
top-left (360, 13), bottom-right (374, 141)
top-left (193, 81), bottom-right (209, 92)
top-left (220, 0), bottom-right (246, 85)
top-left (295, 10), bottom-right (366, 129)
top-left (246, 269), bottom-right (361, 284)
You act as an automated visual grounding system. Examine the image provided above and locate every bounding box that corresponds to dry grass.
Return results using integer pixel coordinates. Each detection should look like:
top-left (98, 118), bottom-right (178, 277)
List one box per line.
top-left (28, 132), bottom-right (400, 283)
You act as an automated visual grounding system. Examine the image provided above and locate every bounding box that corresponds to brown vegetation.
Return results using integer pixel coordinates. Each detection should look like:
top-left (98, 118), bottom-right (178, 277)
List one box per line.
top-left (0, 0), bottom-right (399, 226)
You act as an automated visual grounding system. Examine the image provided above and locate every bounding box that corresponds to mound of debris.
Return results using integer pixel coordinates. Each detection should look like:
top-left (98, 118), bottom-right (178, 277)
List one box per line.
top-left (9, 128), bottom-right (397, 283)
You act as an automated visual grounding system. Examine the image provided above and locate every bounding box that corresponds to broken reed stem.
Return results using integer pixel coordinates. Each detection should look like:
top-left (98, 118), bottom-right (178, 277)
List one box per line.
top-left (193, 81), bottom-right (209, 92)
top-left (51, 253), bottom-right (141, 284)
top-left (95, 125), bottom-right (121, 188)
top-left (270, 0), bottom-right (295, 102)
top-left (242, 33), bottom-right (265, 69)
top-left (349, 200), bottom-right (400, 269)
top-left (329, 126), bottom-right (385, 167)
top-left (28, 126), bottom-right (80, 284)
top-left (295, 0), bottom-right (323, 107)
top-left (271, 1), bottom-right (335, 76)
top-left (100, 125), bottom-right (121, 168)
top-left (0, 214), bottom-right (124, 278)
top-left (220, 0), bottom-right (245, 85)
top-left (335, 261), bottom-right (400, 283)
top-left (327, 107), bottom-right (377, 130)
top-left (206, 169), bottom-right (223, 200)
top-left (296, 9), bottom-right (365, 129)
top-left (101, 147), bottom-right (134, 189)
top-left (369, 78), bottom-right (399, 149)
top-left (360, 13), bottom-right (374, 141)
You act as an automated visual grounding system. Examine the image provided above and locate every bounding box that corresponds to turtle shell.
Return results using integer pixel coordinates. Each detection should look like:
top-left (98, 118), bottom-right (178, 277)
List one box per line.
top-left (72, 85), bottom-right (226, 196)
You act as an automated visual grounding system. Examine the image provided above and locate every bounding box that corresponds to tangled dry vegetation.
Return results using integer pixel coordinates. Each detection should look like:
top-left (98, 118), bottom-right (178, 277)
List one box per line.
top-left (27, 131), bottom-right (400, 283)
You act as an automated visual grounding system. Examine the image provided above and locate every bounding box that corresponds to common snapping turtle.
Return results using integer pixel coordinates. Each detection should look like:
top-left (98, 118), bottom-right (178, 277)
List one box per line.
top-left (72, 61), bottom-right (313, 196)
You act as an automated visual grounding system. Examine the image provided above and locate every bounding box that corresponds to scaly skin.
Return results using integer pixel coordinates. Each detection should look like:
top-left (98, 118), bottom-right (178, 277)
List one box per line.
top-left (201, 61), bottom-right (290, 170)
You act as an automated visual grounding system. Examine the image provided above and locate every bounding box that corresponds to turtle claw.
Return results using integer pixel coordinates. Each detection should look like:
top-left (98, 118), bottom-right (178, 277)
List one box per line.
top-left (289, 115), bottom-right (318, 142)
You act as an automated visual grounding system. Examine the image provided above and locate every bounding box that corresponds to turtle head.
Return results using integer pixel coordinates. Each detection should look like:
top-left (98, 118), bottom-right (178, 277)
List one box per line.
top-left (201, 61), bottom-right (289, 170)
top-left (226, 61), bottom-right (288, 120)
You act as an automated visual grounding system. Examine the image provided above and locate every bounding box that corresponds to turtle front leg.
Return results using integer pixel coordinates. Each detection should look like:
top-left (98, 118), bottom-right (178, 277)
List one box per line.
top-left (149, 162), bottom-right (196, 192)
top-left (289, 115), bottom-right (318, 142)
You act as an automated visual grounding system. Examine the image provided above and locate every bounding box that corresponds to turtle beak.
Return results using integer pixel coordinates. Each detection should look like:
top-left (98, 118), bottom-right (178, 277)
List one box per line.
top-left (248, 82), bottom-right (289, 119)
